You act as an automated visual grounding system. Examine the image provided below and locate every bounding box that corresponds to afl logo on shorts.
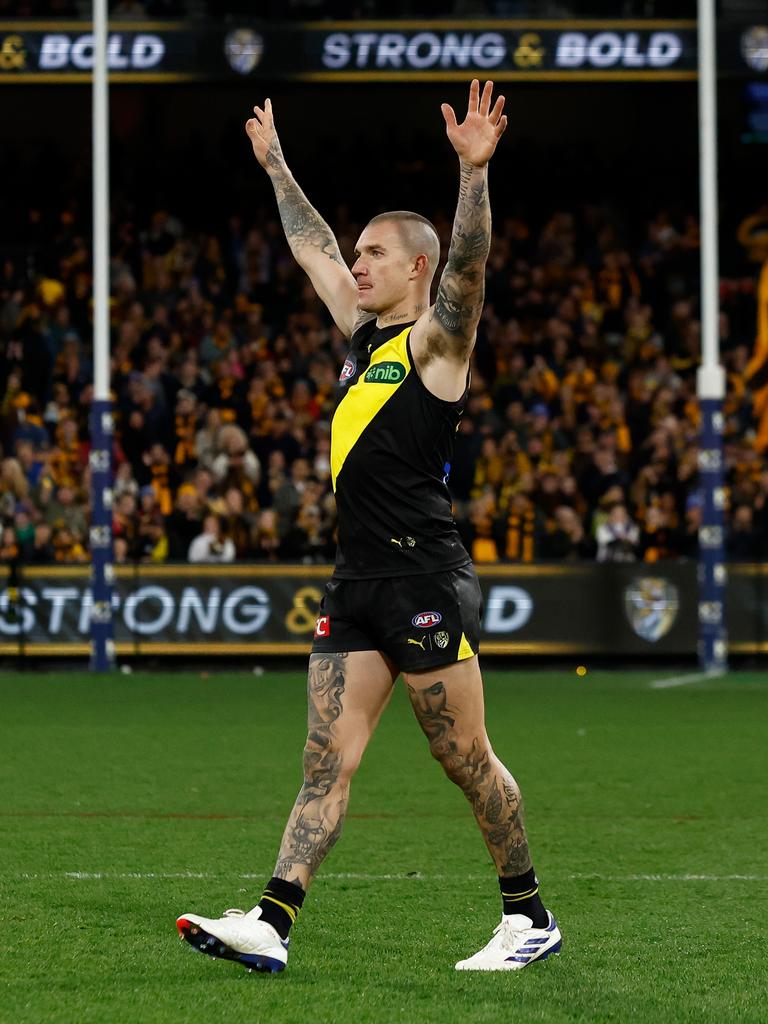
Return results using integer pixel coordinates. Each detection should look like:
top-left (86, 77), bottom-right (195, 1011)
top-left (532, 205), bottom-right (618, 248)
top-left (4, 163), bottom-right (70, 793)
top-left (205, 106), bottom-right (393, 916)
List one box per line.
top-left (412, 611), bottom-right (442, 629)
top-left (339, 357), bottom-right (357, 385)
top-left (314, 614), bottom-right (331, 638)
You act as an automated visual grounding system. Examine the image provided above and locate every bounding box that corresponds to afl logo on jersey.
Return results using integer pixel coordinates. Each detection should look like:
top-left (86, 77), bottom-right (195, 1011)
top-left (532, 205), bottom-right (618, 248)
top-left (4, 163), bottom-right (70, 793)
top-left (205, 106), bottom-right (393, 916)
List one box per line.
top-left (339, 356), bottom-right (357, 385)
top-left (412, 611), bottom-right (442, 629)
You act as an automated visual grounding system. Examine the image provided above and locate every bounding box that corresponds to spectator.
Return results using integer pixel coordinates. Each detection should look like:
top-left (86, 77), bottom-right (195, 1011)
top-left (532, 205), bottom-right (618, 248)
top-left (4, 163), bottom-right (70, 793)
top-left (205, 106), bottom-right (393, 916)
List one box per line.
top-left (14, 440), bottom-right (45, 489)
top-left (540, 506), bottom-right (594, 561)
top-left (24, 522), bottom-right (55, 564)
top-left (13, 506), bottom-right (34, 553)
top-left (165, 483), bottom-right (203, 560)
top-left (221, 486), bottom-right (255, 559)
top-left (43, 484), bottom-right (88, 538)
top-left (188, 514), bottom-right (235, 563)
top-left (172, 389), bottom-right (199, 473)
top-left (196, 409), bottom-right (222, 472)
top-left (640, 505), bottom-right (682, 562)
top-left (0, 457), bottom-right (29, 518)
top-left (727, 506), bottom-right (763, 562)
top-left (52, 525), bottom-right (88, 563)
top-left (114, 537), bottom-right (130, 563)
top-left (252, 508), bottom-right (282, 562)
top-left (0, 525), bottom-right (20, 565)
top-left (596, 504), bottom-right (640, 562)
top-left (113, 491), bottom-right (139, 560)
top-left (136, 486), bottom-right (168, 562)
top-left (211, 423), bottom-right (261, 511)
top-left (280, 503), bottom-right (333, 563)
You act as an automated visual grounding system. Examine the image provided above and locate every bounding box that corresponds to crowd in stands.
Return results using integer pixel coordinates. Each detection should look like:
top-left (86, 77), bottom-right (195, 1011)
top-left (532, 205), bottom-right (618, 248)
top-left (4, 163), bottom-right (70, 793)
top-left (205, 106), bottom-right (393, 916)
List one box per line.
top-left (1, 183), bottom-right (767, 566)
top-left (6, 1), bottom-right (696, 20)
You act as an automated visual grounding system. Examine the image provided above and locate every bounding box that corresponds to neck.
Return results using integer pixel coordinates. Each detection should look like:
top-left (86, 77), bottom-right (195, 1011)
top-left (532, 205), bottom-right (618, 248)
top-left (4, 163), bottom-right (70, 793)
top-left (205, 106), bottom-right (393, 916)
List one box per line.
top-left (375, 299), bottom-right (427, 328)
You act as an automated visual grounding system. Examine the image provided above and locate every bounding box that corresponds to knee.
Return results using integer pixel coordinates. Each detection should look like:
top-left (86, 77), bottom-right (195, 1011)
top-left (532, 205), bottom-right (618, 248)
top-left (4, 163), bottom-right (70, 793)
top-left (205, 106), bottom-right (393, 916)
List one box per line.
top-left (302, 735), bottom-right (360, 788)
top-left (429, 734), bottom-right (493, 794)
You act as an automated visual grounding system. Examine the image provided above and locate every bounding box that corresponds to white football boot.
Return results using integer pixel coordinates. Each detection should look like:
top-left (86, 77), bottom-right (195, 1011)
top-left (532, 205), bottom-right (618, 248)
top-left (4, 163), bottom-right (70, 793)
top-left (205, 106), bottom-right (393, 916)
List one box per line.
top-left (176, 906), bottom-right (289, 973)
top-left (455, 911), bottom-right (562, 971)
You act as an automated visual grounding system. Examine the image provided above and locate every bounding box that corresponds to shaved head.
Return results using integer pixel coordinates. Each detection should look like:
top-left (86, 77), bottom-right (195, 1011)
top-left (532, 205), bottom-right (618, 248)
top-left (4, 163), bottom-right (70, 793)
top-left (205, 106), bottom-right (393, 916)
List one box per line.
top-left (366, 211), bottom-right (440, 284)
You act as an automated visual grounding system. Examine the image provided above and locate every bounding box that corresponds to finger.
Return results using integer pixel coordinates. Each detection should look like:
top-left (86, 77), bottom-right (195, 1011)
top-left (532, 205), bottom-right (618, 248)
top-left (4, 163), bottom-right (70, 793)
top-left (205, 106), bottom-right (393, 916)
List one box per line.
top-left (253, 104), bottom-right (266, 124)
top-left (479, 80), bottom-right (493, 116)
top-left (489, 94), bottom-right (505, 124)
top-left (468, 78), bottom-right (479, 113)
top-left (495, 114), bottom-right (508, 137)
top-left (265, 97), bottom-right (274, 124)
top-left (441, 103), bottom-right (458, 129)
top-left (245, 118), bottom-right (259, 135)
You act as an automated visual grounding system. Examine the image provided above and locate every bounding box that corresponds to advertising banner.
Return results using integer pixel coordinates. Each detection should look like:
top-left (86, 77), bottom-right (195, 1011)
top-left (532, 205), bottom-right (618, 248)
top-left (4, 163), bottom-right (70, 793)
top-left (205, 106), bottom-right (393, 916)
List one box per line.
top-left (1, 20), bottom-right (762, 84)
top-left (1, 563), bottom-right (765, 657)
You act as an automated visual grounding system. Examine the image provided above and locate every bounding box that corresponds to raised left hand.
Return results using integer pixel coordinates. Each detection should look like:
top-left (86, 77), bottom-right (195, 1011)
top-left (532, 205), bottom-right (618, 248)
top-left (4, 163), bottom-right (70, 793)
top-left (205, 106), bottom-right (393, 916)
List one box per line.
top-left (441, 79), bottom-right (507, 167)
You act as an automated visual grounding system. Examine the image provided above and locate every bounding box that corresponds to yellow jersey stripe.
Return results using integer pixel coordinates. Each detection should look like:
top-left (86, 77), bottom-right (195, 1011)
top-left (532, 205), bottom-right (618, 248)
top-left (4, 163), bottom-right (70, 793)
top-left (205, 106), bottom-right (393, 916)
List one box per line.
top-left (331, 327), bottom-right (411, 489)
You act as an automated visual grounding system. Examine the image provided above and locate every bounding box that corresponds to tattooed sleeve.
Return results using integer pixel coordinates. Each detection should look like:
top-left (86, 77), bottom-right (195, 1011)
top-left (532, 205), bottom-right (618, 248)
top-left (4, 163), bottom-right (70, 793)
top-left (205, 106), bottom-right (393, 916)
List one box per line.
top-left (408, 678), bottom-right (531, 877)
top-left (266, 143), bottom-right (344, 270)
top-left (429, 161), bottom-right (491, 357)
top-left (274, 654), bottom-right (349, 882)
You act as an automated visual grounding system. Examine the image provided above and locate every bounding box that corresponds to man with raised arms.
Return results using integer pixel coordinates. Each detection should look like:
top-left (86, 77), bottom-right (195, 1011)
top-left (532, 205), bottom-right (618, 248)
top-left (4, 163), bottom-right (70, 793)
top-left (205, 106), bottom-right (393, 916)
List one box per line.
top-left (177, 80), bottom-right (561, 973)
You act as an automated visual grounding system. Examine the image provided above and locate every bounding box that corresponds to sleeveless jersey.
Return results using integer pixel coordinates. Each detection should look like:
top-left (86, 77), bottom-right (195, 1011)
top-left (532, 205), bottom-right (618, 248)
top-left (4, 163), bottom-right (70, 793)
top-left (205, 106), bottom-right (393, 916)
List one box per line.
top-left (330, 318), bottom-right (470, 579)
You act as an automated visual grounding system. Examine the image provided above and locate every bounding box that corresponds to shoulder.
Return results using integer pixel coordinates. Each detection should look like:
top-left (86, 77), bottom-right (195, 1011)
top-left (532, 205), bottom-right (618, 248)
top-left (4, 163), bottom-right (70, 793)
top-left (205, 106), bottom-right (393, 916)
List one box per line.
top-left (410, 307), bottom-right (474, 366)
top-left (408, 309), bottom-right (472, 403)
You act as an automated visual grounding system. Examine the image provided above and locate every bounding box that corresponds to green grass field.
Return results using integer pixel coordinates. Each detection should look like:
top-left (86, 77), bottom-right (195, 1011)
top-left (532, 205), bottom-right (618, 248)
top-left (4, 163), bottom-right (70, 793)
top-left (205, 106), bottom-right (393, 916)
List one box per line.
top-left (1, 668), bottom-right (766, 1024)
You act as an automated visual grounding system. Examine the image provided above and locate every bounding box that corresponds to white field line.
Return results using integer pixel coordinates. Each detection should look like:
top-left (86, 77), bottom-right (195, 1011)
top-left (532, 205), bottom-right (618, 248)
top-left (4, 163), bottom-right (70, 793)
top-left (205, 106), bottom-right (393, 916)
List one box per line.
top-left (649, 670), bottom-right (726, 689)
top-left (10, 871), bottom-right (766, 883)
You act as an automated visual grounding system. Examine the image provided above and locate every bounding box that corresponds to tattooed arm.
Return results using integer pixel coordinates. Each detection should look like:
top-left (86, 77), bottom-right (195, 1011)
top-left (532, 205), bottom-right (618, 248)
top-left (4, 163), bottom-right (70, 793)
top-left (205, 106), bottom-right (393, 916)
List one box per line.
top-left (411, 80), bottom-right (507, 397)
top-left (245, 99), bottom-right (363, 337)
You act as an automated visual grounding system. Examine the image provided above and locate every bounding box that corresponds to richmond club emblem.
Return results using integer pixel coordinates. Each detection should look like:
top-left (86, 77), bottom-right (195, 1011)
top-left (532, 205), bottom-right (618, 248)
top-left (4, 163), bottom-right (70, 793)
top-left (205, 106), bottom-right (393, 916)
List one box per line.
top-left (624, 577), bottom-right (679, 643)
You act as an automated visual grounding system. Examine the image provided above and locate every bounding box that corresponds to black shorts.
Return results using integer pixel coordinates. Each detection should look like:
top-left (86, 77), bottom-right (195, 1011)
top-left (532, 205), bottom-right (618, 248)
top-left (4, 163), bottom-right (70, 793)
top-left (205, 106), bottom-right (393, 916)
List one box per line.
top-left (311, 563), bottom-right (482, 672)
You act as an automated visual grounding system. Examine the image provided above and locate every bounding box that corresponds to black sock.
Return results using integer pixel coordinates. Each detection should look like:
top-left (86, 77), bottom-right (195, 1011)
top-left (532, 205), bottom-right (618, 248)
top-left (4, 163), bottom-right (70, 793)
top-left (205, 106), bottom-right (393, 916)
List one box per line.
top-left (257, 877), bottom-right (305, 940)
top-left (499, 867), bottom-right (548, 928)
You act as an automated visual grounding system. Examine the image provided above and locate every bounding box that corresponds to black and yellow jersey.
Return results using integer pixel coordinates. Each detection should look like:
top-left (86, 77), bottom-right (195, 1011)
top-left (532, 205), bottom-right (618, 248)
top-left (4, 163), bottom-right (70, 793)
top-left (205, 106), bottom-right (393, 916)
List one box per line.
top-left (331, 318), bottom-right (470, 579)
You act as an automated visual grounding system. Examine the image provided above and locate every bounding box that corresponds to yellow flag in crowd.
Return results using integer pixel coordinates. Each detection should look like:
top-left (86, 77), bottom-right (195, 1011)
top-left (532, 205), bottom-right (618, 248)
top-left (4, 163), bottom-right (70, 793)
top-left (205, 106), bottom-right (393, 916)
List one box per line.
top-left (746, 260), bottom-right (768, 452)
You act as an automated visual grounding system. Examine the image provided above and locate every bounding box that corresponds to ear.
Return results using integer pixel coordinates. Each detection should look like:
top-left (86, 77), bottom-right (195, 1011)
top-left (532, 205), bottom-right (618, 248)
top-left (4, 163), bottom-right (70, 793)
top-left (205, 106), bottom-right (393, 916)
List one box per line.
top-left (410, 253), bottom-right (429, 279)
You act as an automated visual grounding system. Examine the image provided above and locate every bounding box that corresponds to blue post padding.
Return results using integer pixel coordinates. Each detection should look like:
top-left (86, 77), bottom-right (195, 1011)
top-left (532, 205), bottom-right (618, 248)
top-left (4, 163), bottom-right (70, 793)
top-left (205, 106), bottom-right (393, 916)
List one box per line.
top-left (697, 397), bottom-right (728, 672)
top-left (89, 399), bottom-right (115, 672)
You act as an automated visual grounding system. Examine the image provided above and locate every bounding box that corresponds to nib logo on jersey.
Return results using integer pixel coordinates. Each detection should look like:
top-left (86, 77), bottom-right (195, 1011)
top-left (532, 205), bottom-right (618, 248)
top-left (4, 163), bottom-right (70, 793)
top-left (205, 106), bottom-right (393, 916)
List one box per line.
top-left (364, 361), bottom-right (405, 384)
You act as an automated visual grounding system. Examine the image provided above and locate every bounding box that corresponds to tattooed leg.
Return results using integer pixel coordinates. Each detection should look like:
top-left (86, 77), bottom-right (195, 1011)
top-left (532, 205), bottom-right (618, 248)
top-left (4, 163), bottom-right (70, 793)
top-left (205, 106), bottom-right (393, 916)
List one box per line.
top-left (406, 662), bottom-right (532, 877)
top-left (273, 651), bottom-right (395, 890)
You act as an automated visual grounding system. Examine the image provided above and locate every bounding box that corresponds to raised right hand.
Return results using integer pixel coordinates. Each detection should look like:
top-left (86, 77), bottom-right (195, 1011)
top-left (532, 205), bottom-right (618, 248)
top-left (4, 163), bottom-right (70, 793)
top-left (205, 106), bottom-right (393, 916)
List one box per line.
top-left (245, 98), bottom-right (284, 173)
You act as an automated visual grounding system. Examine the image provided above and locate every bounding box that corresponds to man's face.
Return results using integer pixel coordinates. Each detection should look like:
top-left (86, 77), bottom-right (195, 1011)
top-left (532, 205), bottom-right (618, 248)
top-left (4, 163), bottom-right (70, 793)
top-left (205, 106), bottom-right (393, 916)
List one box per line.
top-left (351, 221), bottom-right (413, 315)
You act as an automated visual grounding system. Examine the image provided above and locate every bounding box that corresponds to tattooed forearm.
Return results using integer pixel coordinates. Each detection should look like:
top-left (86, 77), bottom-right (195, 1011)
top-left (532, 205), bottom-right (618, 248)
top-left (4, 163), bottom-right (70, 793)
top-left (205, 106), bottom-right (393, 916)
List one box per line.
top-left (430, 160), bottom-right (490, 347)
top-left (408, 678), bottom-right (531, 877)
top-left (274, 654), bottom-right (350, 884)
top-left (266, 144), bottom-right (344, 268)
